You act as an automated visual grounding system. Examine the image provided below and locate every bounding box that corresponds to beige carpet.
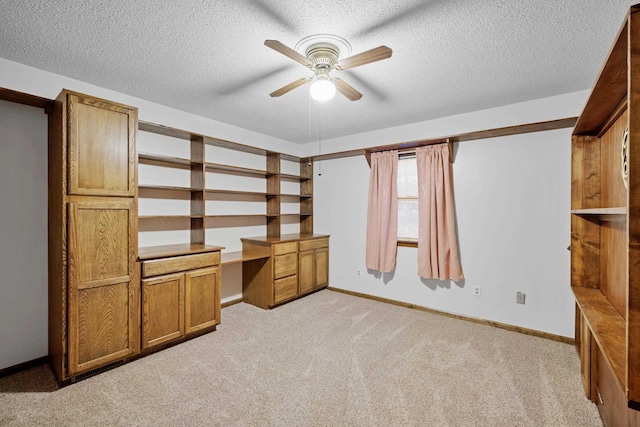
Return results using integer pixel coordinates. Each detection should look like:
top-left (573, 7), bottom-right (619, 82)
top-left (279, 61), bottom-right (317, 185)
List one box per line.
top-left (0, 289), bottom-right (602, 426)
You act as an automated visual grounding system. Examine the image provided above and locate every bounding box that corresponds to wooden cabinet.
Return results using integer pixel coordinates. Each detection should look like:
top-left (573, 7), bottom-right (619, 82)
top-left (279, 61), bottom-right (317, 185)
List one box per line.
top-left (49, 90), bottom-right (138, 385)
top-left (67, 199), bottom-right (138, 375)
top-left (299, 238), bottom-right (329, 294)
top-left (241, 234), bottom-right (329, 309)
top-left (571, 5), bottom-right (640, 425)
top-left (139, 245), bottom-right (222, 350)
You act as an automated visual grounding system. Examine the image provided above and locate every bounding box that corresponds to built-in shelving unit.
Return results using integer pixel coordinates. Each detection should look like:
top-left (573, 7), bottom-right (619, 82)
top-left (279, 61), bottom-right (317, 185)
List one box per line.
top-left (137, 120), bottom-right (314, 264)
top-left (571, 5), bottom-right (640, 425)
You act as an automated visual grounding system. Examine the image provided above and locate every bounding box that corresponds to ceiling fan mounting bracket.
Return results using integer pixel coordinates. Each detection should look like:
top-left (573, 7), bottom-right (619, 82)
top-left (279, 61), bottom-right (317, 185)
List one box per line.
top-left (295, 34), bottom-right (352, 66)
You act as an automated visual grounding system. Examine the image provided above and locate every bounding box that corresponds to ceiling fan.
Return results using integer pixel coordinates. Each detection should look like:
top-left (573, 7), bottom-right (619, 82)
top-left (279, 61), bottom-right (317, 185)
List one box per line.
top-left (265, 34), bottom-right (392, 102)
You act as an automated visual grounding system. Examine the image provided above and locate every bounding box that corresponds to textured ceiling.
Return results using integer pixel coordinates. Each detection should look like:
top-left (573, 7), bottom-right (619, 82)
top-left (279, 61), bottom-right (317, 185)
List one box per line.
top-left (0, 0), bottom-right (636, 143)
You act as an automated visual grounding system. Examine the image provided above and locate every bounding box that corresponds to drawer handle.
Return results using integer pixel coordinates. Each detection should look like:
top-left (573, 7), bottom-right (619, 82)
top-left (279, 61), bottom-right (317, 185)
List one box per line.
top-left (597, 391), bottom-right (604, 405)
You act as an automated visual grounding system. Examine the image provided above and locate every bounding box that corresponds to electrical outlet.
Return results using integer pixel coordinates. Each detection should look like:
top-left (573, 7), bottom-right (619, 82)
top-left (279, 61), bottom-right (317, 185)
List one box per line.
top-left (473, 286), bottom-right (481, 297)
top-left (517, 292), bottom-right (526, 304)
top-left (356, 269), bottom-right (361, 277)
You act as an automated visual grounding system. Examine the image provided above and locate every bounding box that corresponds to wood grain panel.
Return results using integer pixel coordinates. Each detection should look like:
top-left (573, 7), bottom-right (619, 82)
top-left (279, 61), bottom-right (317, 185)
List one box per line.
top-left (274, 253), bottom-right (297, 279)
top-left (628, 7), bottom-right (640, 404)
top-left (298, 251), bottom-right (314, 294)
top-left (74, 204), bottom-right (130, 282)
top-left (273, 242), bottom-right (297, 255)
top-left (600, 109), bottom-right (628, 208)
top-left (48, 93), bottom-right (67, 382)
top-left (315, 247), bottom-right (329, 288)
top-left (572, 286), bottom-right (626, 390)
top-left (571, 215), bottom-right (600, 288)
top-left (574, 18), bottom-right (628, 135)
top-left (274, 275), bottom-right (298, 303)
top-left (67, 92), bottom-right (137, 196)
top-left (600, 221), bottom-right (627, 318)
top-left (580, 311), bottom-right (593, 399)
top-left (596, 348), bottom-right (634, 427)
top-left (300, 160), bottom-right (313, 234)
top-left (185, 267), bottom-right (220, 334)
top-left (142, 273), bottom-right (184, 349)
top-left (267, 152), bottom-right (281, 237)
top-left (67, 199), bottom-right (137, 375)
top-left (299, 238), bottom-right (328, 252)
top-left (141, 252), bottom-right (220, 277)
top-left (75, 282), bottom-right (130, 366)
top-left (572, 136), bottom-right (600, 210)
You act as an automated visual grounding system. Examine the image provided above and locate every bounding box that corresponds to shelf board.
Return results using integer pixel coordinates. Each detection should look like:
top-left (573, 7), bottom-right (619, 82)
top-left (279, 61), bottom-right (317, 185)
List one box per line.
top-left (281, 213), bottom-right (312, 217)
top-left (280, 193), bottom-right (312, 199)
top-left (221, 250), bottom-right (271, 265)
top-left (206, 214), bottom-right (268, 219)
top-left (206, 162), bottom-right (269, 177)
top-left (571, 207), bottom-right (627, 222)
top-left (206, 189), bottom-right (277, 197)
top-left (280, 173), bottom-right (311, 182)
top-left (572, 286), bottom-right (626, 390)
top-left (138, 152), bottom-right (198, 168)
top-left (139, 215), bottom-right (203, 220)
top-left (139, 184), bottom-right (204, 192)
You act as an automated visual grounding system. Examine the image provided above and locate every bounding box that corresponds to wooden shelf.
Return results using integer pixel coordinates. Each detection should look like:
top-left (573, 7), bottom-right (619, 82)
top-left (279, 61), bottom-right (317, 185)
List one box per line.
top-left (139, 184), bottom-right (204, 192)
top-left (139, 152), bottom-right (198, 168)
top-left (206, 214), bottom-right (268, 219)
top-left (139, 215), bottom-right (203, 220)
top-left (206, 189), bottom-right (277, 197)
top-left (205, 162), bottom-right (269, 177)
top-left (221, 250), bottom-right (271, 265)
top-left (138, 243), bottom-right (224, 260)
top-left (571, 207), bottom-right (627, 222)
top-left (280, 173), bottom-right (311, 182)
top-left (280, 193), bottom-right (312, 200)
top-left (572, 286), bottom-right (626, 389)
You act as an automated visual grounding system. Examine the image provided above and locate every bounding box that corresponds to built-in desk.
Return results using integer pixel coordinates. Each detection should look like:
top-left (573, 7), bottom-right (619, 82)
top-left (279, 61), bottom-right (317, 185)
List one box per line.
top-left (241, 234), bottom-right (329, 309)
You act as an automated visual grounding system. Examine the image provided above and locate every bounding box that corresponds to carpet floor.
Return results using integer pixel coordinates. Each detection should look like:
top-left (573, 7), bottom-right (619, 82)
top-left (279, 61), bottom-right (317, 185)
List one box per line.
top-left (0, 289), bottom-right (602, 426)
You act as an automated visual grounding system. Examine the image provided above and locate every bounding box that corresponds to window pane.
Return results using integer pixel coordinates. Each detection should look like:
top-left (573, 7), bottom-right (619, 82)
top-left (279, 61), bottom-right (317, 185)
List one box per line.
top-left (398, 199), bottom-right (418, 239)
top-left (397, 157), bottom-right (418, 198)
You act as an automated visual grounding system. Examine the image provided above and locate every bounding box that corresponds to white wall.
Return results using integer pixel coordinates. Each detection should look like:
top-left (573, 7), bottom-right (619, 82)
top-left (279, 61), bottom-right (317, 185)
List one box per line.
top-left (315, 128), bottom-right (574, 337)
top-left (0, 100), bottom-right (48, 369)
top-left (0, 56), bottom-right (587, 369)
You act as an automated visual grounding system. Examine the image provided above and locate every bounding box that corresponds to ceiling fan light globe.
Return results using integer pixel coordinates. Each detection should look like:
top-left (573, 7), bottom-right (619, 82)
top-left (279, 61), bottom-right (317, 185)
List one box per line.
top-left (309, 78), bottom-right (336, 101)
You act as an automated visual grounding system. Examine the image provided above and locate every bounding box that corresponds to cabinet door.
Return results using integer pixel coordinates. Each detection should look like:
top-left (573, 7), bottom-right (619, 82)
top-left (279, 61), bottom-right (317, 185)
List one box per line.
top-left (142, 273), bottom-right (184, 349)
top-left (299, 250), bottom-right (315, 294)
top-left (185, 267), bottom-right (220, 334)
top-left (315, 247), bottom-right (329, 288)
top-left (67, 200), bottom-right (138, 375)
top-left (67, 92), bottom-right (136, 197)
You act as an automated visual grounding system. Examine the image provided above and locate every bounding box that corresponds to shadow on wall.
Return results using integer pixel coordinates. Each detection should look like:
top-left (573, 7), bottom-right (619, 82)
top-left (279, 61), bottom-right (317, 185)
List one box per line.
top-left (420, 277), bottom-right (465, 291)
top-left (367, 269), bottom-right (395, 284)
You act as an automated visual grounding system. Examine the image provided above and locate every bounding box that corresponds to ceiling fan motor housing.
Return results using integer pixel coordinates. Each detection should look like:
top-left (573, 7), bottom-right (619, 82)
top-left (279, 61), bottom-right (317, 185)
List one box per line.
top-left (306, 44), bottom-right (339, 70)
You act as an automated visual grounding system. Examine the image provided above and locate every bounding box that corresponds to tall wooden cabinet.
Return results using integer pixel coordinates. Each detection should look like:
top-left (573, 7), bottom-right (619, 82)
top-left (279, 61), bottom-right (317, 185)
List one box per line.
top-left (571, 5), bottom-right (640, 426)
top-left (49, 90), bottom-right (139, 384)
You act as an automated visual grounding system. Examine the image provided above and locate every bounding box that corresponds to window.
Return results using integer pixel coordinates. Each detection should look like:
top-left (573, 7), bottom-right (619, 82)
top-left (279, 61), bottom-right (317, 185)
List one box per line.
top-left (397, 155), bottom-right (418, 241)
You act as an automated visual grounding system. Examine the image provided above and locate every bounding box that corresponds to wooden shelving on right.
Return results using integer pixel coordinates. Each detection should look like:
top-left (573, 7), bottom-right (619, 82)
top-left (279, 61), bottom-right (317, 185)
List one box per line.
top-left (571, 4), bottom-right (640, 423)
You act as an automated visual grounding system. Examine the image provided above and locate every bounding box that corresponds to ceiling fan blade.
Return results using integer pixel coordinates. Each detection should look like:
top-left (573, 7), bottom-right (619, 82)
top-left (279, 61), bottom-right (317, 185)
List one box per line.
top-left (336, 46), bottom-right (393, 71)
top-left (264, 40), bottom-right (313, 68)
top-left (270, 77), bottom-right (311, 97)
top-left (333, 78), bottom-right (363, 101)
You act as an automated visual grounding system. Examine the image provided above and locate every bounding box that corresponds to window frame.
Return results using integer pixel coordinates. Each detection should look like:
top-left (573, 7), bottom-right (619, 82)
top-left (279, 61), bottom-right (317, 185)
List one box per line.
top-left (397, 153), bottom-right (419, 247)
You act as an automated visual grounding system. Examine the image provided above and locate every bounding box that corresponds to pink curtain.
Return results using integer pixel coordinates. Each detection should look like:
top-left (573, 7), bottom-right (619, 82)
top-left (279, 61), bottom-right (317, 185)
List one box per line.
top-left (366, 150), bottom-right (398, 272)
top-left (417, 144), bottom-right (464, 281)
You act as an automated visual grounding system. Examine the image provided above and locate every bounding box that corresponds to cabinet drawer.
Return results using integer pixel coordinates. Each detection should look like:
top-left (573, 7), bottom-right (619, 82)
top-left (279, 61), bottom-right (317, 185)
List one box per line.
top-left (273, 242), bottom-right (298, 255)
top-left (142, 252), bottom-right (220, 278)
top-left (274, 275), bottom-right (297, 303)
top-left (299, 238), bottom-right (329, 252)
top-left (274, 253), bottom-right (297, 279)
